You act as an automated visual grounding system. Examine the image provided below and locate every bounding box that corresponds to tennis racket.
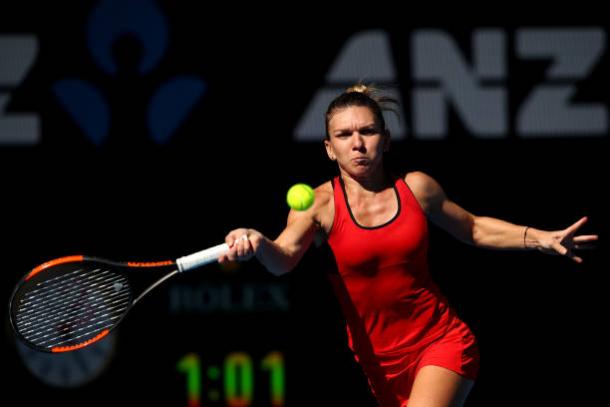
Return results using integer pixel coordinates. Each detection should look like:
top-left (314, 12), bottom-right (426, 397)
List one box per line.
top-left (9, 241), bottom-right (237, 353)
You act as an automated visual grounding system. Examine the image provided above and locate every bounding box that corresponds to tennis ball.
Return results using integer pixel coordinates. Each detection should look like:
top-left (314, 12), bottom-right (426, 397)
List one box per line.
top-left (286, 183), bottom-right (315, 211)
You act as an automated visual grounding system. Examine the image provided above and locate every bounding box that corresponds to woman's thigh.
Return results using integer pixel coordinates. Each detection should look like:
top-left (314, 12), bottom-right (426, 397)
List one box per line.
top-left (407, 365), bottom-right (475, 407)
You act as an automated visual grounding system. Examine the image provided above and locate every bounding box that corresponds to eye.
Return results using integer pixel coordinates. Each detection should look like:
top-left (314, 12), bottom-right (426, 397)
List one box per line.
top-left (360, 128), bottom-right (377, 135)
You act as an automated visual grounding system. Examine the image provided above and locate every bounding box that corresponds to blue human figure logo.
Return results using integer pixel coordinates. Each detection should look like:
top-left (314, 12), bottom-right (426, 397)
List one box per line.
top-left (53, 0), bottom-right (206, 145)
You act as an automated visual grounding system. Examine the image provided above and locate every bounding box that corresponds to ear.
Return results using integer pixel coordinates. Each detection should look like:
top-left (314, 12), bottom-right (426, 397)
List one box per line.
top-left (324, 139), bottom-right (336, 161)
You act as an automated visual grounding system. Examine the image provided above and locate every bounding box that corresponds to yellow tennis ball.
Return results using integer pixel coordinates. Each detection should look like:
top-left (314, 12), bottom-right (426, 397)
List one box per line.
top-left (286, 183), bottom-right (315, 211)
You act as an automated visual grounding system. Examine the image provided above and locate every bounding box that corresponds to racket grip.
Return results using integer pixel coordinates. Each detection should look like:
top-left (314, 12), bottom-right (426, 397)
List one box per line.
top-left (176, 243), bottom-right (230, 272)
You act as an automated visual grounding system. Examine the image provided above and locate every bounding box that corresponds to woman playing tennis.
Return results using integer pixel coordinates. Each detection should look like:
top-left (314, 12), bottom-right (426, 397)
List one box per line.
top-left (218, 84), bottom-right (598, 407)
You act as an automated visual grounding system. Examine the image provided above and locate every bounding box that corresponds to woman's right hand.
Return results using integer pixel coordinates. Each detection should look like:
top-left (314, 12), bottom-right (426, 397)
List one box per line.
top-left (218, 228), bottom-right (264, 264)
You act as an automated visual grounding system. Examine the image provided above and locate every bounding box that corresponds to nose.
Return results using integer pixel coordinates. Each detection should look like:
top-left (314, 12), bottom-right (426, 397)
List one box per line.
top-left (352, 133), bottom-right (365, 150)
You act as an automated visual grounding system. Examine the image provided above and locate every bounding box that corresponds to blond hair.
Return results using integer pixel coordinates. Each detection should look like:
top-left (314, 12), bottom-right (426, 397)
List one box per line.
top-left (325, 82), bottom-right (399, 139)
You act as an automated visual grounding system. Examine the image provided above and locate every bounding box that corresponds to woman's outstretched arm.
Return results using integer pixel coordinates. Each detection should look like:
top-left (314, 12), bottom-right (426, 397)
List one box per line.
top-left (218, 186), bottom-right (331, 275)
top-left (405, 171), bottom-right (598, 263)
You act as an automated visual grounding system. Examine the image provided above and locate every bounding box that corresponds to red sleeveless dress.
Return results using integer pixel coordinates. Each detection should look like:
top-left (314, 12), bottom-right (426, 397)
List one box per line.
top-left (326, 175), bottom-right (479, 406)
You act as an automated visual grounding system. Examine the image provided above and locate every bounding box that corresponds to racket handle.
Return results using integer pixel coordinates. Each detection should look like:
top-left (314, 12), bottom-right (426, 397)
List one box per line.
top-left (176, 243), bottom-right (230, 272)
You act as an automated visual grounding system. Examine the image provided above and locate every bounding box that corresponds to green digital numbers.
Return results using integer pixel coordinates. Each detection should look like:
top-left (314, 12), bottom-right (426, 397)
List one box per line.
top-left (177, 351), bottom-right (285, 406)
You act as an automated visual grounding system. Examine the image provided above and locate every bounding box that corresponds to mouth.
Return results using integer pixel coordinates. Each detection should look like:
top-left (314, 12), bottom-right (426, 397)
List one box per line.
top-left (352, 157), bottom-right (370, 166)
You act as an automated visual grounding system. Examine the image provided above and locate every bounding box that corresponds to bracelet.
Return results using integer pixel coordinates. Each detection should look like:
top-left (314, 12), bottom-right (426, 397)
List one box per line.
top-left (523, 226), bottom-right (530, 249)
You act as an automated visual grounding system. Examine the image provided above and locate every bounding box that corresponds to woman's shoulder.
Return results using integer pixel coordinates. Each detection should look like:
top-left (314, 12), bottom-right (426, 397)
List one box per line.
top-left (403, 171), bottom-right (444, 214)
top-left (313, 181), bottom-right (334, 208)
top-left (314, 180), bottom-right (333, 194)
top-left (404, 170), bottom-right (438, 190)
top-left (312, 181), bottom-right (335, 234)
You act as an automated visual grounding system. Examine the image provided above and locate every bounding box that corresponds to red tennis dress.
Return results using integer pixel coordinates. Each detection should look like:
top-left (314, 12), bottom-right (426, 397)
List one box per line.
top-left (326, 175), bottom-right (480, 406)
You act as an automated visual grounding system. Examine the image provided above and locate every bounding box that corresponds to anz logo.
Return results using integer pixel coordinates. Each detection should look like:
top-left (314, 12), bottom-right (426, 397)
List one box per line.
top-left (0, 0), bottom-right (205, 146)
top-left (1, 24), bottom-right (606, 146)
top-left (295, 28), bottom-right (607, 141)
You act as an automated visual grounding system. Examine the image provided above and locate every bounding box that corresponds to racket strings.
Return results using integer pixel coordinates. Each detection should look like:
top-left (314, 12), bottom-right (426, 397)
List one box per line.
top-left (17, 282), bottom-right (130, 347)
top-left (16, 270), bottom-right (126, 325)
top-left (17, 271), bottom-right (128, 322)
top-left (22, 267), bottom-right (95, 296)
top-left (38, 317), bottom-right (119, 347)
top-left (19, 267), bottom-right (121, 305)
top-left (15, 274), bottom-right (127, 334)
top-left (13, 267), bottom-right (131, 350)
top-left (18, 291), bottom-right (131, 341)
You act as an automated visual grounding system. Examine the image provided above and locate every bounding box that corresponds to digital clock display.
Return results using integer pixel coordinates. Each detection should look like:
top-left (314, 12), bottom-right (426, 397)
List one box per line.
top-left (177, 351), bottom-right (285, 407)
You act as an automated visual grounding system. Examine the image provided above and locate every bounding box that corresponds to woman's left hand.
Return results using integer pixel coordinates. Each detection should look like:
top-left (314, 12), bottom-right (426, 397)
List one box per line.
top-left (535, 216), bottom-right (598, 263)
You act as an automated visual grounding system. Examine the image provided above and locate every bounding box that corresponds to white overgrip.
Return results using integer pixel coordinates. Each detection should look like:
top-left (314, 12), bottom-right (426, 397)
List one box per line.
top-left (176, 243), bottom-right (230, 272)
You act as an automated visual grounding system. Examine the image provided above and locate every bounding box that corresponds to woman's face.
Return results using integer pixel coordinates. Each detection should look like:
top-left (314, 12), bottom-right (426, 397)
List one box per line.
top-left (325, 106), bottom-right (389, 179)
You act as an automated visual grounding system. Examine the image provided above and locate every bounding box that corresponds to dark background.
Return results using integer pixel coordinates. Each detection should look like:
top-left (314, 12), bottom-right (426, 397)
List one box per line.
top-left (1, 2), bottom-right (608, 406)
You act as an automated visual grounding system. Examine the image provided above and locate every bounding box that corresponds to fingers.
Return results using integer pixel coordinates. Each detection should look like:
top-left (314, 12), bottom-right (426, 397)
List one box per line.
top-left (236, 234), bottom-right (251, 258)
top-left (554, 243), bottom-right (583, 263)
top-left (551, 241), bottom-right (568, 256)
top-left (573, 235), bottom-right (598, 250)
top-left (565, 216), bottom-right (588, 235)
top-left (573, 234), bottom-right (599, 243)
top-left (224, 231), bottom-right (252, 262)
top-left (540, 219), bottom-right (595, 264)
top-left (225, 231), bottom-right (242, 248)
top-left (552, 241), bottom-right (586, 263)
